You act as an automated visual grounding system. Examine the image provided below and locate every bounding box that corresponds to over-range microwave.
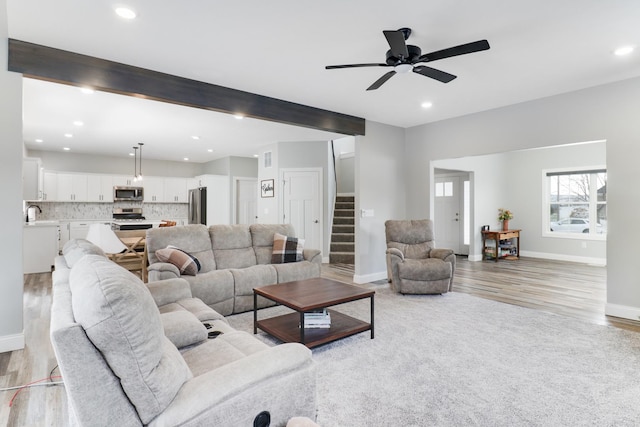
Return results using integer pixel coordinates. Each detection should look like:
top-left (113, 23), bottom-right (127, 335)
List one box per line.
top-left (113, 186), bottom-right (144, 202)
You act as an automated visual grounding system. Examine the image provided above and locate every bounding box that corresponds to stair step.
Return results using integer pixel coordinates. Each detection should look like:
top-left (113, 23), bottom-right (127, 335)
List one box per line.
top-left (334, 209), bottom-right (354, 217)
top-left (335, 202), bottom-right (354, 210)
top-left (332, 225), bottom-right (354, 233)
top-left (336, 196), bottom-right (354, 203)
top-left (331, 233), bottom-right (354, 242)
top-left (331, 242), bottom-right (354, 252)
top-left (330, 252), bottom-right (355, 264)
top-left (333, 217), bottom-right (354, 225)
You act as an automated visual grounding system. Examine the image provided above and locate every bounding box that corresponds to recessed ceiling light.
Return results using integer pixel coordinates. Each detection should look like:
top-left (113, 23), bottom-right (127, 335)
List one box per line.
top-left (192, 135), bottom-right (200, 140)
top-left (115, 7), bottom-right (136, 20)
top-left (207, 149), bottom-right (213, 153)
top-left (80, 87), bottom-right (95, 94)
top-left (63, 147), bottom-right (70, 151)
top-left (129, 152), bottom-right (135, 156)
top-left (64, 133), bottom-right (73, 138)
top-left (253, 154), bottom-right (259, 158)
top-left (614, 46), bottom-right (634, 56)
top-left (421, 101), bottom-right (433, 109)
top-left (234, 114), bottom-right (244, 120)
top-left (73, 120), bottom-right (84, 126)
top-left (35, 139), bottom-right (43, 143)
top-left (183, 157), bottom-right (189, 161)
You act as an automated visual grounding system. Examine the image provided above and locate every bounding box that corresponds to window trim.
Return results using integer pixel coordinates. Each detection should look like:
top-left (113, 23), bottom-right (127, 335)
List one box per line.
top-left (541, 165), bottom-right (607, 241)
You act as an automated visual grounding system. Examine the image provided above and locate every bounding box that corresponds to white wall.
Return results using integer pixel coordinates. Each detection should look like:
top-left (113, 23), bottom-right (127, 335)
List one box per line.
top-left (354, 121), bottom-right (405, 283)
top-left (405, 76), bottom-right (640, 319)
top-left (0, 0), bottom-right (25, 352)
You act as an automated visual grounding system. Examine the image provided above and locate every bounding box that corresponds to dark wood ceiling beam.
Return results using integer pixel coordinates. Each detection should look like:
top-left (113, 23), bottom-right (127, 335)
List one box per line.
top-left (8, 39), bottom-right (365, 136)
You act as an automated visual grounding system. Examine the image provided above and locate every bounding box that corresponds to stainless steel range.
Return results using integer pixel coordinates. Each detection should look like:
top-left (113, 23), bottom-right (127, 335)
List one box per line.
top-left (112, 208), bottom-right (153, 230)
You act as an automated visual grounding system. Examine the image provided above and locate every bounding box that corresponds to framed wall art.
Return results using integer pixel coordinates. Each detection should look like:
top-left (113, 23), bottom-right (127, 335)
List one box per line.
top-left (261, 179), bottom-right (274, 198)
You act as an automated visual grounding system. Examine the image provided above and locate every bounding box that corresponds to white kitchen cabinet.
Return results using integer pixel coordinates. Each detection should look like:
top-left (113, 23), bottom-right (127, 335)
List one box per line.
top-left (164, 177), bottom-right (188, 203)
top-left (69, 221), bottom-right (97, 240)
top-left (87, 175), bottom-right (114, 202)
top-left (57, 173), bottom-right (88, 202)
top-left (42, 171), bottom-right (58, 201)
top-left (58, 221), bottom-right (70, 251)
top-left (113, 175), bottom-right (138, 187)
top-left (144, 176), bottom-right (165, 203)
top-left (23, 157), bottom-right (43, 201)
top-left (23, 223), bottom-right (59, 273)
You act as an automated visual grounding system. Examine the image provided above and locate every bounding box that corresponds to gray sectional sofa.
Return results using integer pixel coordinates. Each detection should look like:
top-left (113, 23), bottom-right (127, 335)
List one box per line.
top-left (146, 224), bottom-right (322, 315)
top-left (51, 239), bottom-right (317, 426)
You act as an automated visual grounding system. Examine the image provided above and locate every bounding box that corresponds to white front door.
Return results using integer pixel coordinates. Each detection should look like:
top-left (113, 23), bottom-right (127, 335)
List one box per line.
top-left (435, 176), bottom-right (461, 253)
top-left (281, 169), bottom-right (322, 251)
top-left (236, 178), bottom-right (258, 224)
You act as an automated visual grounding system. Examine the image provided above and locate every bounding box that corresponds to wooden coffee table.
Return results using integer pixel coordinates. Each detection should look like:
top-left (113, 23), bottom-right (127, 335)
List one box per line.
top-left (253, 277), bottom-right (374, 348)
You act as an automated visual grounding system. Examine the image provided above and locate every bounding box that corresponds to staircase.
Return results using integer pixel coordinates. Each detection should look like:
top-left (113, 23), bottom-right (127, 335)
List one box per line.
top-left (330, 195), bottom-right (355, 264)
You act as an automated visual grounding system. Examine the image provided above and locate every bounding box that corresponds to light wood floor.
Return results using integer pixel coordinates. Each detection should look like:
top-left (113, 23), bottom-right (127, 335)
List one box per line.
top-left (2, 257), bottom-right (639, 426)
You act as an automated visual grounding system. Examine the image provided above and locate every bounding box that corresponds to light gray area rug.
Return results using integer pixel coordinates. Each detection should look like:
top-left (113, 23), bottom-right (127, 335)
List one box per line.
top-left (226, 286), bottom-right (640, 426)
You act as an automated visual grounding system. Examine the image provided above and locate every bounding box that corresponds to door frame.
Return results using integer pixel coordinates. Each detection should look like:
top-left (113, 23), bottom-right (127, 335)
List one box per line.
top-left (434, 170), bottom-right (471, 255)
top-left (279, 167), bottom-right (324, 255)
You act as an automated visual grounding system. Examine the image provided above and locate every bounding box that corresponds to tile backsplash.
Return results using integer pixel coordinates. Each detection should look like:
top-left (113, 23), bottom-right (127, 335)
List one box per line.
top-left (28, 202), bottom-right (188, 221)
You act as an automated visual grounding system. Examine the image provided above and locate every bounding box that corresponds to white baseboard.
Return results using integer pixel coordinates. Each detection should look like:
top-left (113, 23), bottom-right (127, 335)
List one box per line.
top-left (0, 332), bottom-right (25, 353)
top-left (322, 256), bottom-right (329, 264)
top-left (519, 250), bottom-right (606, 266)
top-left (605, 303), bottom-right (640, 322)
top-left (468, 254), bottom-right (483, 262)
top-left (353, 271), bottom-right (387, 284)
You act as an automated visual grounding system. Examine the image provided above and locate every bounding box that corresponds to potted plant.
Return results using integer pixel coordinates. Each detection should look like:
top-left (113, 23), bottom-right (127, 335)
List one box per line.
top-left (498, 208), bottom-right (513, 231)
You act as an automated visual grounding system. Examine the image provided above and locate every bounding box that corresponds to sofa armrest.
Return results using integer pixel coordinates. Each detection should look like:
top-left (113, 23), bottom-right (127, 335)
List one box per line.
top-left (303, 248), bottom-right (322, 264)
top-left (430, 248), bottom-right (454, 261)
top-left (385, 247), bottom-right (404, 261)
top-left (148, 261), bottom-right (181, 281)
top-left (151, 343), bottom-right (315, 426)
top-left (146, 278), bottom-right (192, 307)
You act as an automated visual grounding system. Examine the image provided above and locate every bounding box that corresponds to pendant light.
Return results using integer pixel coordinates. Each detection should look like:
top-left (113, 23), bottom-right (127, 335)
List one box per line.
top-left (132, 145), bottom-right (139, 182)
top-left (137, 142), bottom-right (144, 181)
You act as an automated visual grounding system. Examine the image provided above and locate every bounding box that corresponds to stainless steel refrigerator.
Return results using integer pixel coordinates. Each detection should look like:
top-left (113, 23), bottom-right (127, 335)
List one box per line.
top-left (188, 187), bottom-right (207, 225)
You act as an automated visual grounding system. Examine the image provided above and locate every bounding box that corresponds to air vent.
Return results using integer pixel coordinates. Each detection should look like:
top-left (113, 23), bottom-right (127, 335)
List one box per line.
top-left (264, 151), bottom-right (272, 168)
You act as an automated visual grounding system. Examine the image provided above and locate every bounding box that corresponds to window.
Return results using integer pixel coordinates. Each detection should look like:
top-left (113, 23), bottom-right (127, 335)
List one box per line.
top-left (544, 168), bottom-right (606, 238)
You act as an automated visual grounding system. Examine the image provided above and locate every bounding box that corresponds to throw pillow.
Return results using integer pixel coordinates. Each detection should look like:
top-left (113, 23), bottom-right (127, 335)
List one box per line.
top-left (271, 233), bottom-right (304, 264)
top-left (156, 246), bottom-right (200, 276)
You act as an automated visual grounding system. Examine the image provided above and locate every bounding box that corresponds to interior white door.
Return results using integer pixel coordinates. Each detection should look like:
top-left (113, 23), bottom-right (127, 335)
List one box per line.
top-left (282, 169), bottom-right (322, 251)
top-left (434, 176), bottom-right (461, 253)
top-left (236, 178), bottom-right (258, 224)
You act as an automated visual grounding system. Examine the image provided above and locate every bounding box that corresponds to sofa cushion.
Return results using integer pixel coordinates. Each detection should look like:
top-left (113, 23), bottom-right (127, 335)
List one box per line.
top-left (250, 224), bottom-right (296, 264)
top-left (210, 225), bottom-right (257, 269)
top-left (271, 233), bottom-right (304, 264)
top-left (69, 255), bottom-right (192, 424)
top-left (156, 246), bottom-right (200, 276)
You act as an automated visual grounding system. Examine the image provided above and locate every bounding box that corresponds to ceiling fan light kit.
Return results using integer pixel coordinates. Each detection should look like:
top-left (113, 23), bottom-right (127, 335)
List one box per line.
top-left (326, 27), bottom-right (490, 91)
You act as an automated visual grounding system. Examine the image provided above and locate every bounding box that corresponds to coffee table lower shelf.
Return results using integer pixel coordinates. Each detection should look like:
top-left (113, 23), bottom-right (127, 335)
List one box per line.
top-left (256, 309), bottom-right (371, 349)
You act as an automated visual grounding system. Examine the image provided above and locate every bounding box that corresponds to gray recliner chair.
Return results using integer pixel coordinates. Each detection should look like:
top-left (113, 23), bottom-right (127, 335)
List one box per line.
top-left (385, 219), bottom-right (456, 294)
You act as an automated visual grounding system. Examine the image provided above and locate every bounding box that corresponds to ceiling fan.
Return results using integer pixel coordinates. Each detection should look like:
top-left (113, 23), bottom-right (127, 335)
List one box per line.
top-left (325, 28), bottom-right (490, 91)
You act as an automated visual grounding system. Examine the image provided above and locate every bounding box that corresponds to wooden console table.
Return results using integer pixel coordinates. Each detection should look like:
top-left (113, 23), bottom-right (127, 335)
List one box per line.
top-left (482, 229), bottom-right (521, 262)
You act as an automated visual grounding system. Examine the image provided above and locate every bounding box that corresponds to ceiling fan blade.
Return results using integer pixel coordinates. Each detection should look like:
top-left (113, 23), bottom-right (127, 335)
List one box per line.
top-left (418, 40), bottom-right (490, 62)
top-left (367, 71), bottom-right (396, 91)
top-left (413, 65), bottom-right (457, 83)
top-left (325, 63), bottom-right (389, 69)
top-left (383, 30), bottom-right (409, 59)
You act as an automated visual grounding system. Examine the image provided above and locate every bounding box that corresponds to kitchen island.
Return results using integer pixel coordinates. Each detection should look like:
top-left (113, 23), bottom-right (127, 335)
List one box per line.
top-left (23, 221), bottom-right (59, 273)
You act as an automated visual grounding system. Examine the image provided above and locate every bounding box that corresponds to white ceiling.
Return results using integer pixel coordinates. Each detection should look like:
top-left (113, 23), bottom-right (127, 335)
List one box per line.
top-left (8, 0), bottom-right (640, 163)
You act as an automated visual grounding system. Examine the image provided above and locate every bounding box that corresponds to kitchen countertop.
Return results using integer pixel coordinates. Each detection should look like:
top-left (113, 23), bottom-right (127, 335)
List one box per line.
top-left (24, 220), bottom-right (60, 227)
